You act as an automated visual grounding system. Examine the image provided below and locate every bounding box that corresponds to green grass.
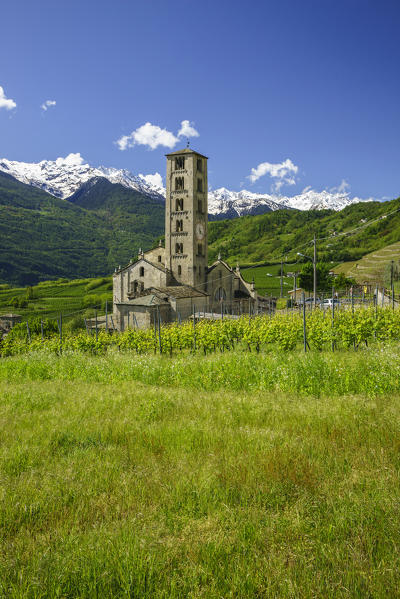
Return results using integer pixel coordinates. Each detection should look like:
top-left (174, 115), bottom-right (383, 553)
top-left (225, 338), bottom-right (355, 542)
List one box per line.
top-left (240, 262), bottom-right (300, 296)
top-left (1, 348), bottom-right (400, 597)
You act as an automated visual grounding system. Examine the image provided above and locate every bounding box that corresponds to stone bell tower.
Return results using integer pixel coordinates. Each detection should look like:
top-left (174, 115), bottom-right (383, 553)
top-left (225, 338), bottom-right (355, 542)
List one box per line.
top-left (165, 147), bottom-right (208, 288)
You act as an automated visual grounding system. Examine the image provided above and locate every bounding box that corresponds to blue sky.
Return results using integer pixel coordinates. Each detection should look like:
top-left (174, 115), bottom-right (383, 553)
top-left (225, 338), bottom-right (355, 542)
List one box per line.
top-left (0, 0), bottom-right (399, 199)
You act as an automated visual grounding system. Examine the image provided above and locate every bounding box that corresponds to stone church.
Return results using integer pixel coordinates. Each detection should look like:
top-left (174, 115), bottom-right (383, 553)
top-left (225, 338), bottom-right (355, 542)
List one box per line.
top-left (112, 147), bottom-right (266, 330)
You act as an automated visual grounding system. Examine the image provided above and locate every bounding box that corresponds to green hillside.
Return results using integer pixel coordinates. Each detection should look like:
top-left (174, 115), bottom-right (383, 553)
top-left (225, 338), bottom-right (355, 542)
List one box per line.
top-left (0, 172), bottom-right (164, 285)
top-left (334, 240), bottom-right (400, 287)
top-left (0, 277), bottom-right (112, 323)
top-left (208, 197), bottom-right (400, 265)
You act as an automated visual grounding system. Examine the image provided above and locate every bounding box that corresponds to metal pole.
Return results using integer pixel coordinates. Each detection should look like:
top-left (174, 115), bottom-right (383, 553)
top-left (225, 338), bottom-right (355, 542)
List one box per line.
top-left (192, 305), bottom-right (196, 351)
top-left (95, 310), bottom-right (98, 342)
top-left (105, 300), bottom-right (108, 332)
top-left (157, 307), bottom-right (162, 353)
top-left (351, 287), bottom-right (354, 314)
top-left (302, 291), bottom-right (307, 352)
top-left (392, 282), bottom-right (395, 311)
top-left (331, 287), bottom-right (335, 352)
top-left (280, 260), bottom-right (283, 298)
top-left (153, 310), bottom-right (158, 353)
top-left (60, 313), bottom-right (63, 345)
top-left (391, 260), bottom-right (394, 290)
top-left (221, 301), bottom-right (224, 321)
top-left (313, 235), bottom-right (317, 309)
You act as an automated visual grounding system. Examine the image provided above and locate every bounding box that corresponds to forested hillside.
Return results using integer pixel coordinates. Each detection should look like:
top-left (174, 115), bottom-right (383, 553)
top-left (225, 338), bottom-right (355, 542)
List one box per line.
top-left (208, 197), bottom-right (400, 265)
top-left (1, 168), bottom-right (399, 285)
top-left (0, 172), bottom-right (164, 285)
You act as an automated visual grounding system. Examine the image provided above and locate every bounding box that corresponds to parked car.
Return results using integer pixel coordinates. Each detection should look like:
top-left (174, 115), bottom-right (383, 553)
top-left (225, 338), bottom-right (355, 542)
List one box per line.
top-left (320, 298), bottom-right (340, 307)
top-left (296, 297), bottom-right (320, 306)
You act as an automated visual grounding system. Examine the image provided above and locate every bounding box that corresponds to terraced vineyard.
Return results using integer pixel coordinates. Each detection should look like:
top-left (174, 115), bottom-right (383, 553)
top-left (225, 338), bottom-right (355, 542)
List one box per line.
top-left (334, 241), bottom-right (400, 288)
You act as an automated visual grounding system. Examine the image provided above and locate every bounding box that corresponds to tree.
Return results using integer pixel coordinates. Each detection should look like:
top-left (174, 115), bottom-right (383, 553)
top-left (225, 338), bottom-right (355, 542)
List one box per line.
top-left (299, 262), bottom-right (333, 293)
top-left (333, 272), bottom-right (356, 290)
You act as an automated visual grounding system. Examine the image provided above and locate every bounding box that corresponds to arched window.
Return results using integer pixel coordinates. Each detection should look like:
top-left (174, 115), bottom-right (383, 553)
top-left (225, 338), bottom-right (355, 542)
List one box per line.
top-left (158, 255), bottom-right (162, 262)
top-left (214, 287), bottom-right (226, 301)
top-left (176, 219), bottom-right (183, 232)
top-left (175, 177), bottom-right (184, 191)
top-left (175, 242), bottom-right (183, 254)
top-left (177, 265), bottom-right (182, 275)
top-left (139, 267), bottom-right (144, 277)
top-left (175, 156), bottom-right (185, 170)
top-left (176, 198), bottom-right (184, 211)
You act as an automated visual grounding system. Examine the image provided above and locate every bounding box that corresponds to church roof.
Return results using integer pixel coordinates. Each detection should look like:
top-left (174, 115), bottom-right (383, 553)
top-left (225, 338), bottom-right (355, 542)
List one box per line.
top-left (150, 285), bottom-right (208, 299)
top-left (165, 147), bottom-right (208, 159)
top-left (118, 294), bottom-right (169, 307)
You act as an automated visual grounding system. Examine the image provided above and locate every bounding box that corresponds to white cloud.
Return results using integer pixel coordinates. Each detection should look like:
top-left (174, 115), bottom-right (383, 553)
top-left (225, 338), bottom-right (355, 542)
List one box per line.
top-left (138, 172), bottom-right (164, 190)
top-left (330, 179), bottom-right (350, 194)
top-left (41, 100), bottom-right (56, 111)
top-left (248, 159), bottom-right (299, 190)
top-left (178, 120), bottom-right (199, 138)
top-left (0, 86), bottom-right (16, 110)
top-left (115, 122), bottom-right (179, 151)
top-left (55, 152), bottom-right (85, 166)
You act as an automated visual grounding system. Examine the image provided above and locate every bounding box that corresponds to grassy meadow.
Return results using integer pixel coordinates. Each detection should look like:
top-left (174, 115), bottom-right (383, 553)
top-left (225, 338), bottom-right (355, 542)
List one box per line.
top-left (1, 347), bottom-right (400, 598)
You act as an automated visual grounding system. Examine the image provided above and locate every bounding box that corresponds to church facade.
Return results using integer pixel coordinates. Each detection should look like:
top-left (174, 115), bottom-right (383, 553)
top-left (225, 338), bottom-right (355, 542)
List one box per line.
top-left (112, 148), bottom-right (266, 330)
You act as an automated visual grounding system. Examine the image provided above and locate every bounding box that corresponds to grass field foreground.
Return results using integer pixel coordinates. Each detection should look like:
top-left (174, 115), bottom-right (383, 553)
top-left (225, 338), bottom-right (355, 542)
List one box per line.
top-left (0, 348), bottom-right (400, 597)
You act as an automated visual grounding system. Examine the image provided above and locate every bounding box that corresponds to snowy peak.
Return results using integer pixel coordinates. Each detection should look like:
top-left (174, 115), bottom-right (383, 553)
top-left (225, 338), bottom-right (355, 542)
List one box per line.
top-left (0, 157), bottom-right (165, 202)
top-left (0, 156), bottom-right (373, 216)
top-left (208, 188), bottom-right (288, 218)
top-left (207, 187), bottom-right (371, 217)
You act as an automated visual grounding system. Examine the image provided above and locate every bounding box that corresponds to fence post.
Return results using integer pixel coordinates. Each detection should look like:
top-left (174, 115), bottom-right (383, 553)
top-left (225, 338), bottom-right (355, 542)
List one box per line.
top-left (157, 306), bottom-right (162, 354)
top-left (84, 318), bottom-right (90, 335)
top-left (57, 314), bottom-right (62, 351)
top-left (26, 321), bottom-right (31, 343)
top-left (351, 287), bottom-right (354, 314)
top-left (105, 300), bottom-right (108, 332)
top-left (392, 283), bottom-right (395, 311)
top-left (95, 310), bottom-right (98, 342)
top-left (192, 305), bottom-right (196, 351)
top-left (40, 319), bottom-right (44, 341)
top-left (302, 292), bottom-right (307, 352)
top-left (153, 310), bottom-right (157, 353)
top-left (331, 287), bottom-right (335, 352)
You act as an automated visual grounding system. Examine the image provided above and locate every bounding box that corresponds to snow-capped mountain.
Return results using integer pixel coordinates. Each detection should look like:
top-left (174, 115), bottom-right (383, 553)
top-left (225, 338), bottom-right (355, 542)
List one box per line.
top-left (0, 156), bottom-right (165, 202)
top-left (207, 187), bottom-right (372, 217)
top-left (207, 188), bottom-right (288, 218)
top-left (0, 155), bottom-right (373, 217)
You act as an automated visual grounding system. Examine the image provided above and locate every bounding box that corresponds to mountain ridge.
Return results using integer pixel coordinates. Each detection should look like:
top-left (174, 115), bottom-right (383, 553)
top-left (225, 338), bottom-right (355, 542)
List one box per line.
top-left (0, 156), bottom-right (376, 217)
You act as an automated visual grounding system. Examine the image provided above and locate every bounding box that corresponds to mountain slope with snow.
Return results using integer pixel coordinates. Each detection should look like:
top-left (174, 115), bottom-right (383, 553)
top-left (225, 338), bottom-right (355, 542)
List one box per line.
top-left (0, 157), bottom-right (165, 202)
top-left (0, 156), bottom-right (373, 217)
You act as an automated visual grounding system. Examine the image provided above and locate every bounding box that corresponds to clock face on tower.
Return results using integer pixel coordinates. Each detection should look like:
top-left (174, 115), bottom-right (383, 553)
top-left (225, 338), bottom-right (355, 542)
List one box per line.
top-left (196, 222), bottom-right (205, 241)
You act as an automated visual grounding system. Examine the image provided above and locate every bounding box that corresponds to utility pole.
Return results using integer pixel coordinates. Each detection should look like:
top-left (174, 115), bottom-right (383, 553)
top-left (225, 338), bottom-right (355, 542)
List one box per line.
top-left (313, 235), bottom-right (317, 309)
